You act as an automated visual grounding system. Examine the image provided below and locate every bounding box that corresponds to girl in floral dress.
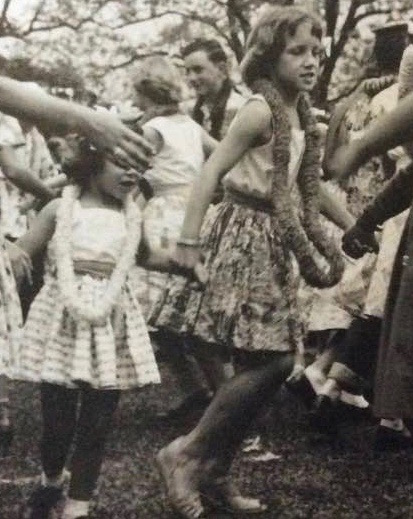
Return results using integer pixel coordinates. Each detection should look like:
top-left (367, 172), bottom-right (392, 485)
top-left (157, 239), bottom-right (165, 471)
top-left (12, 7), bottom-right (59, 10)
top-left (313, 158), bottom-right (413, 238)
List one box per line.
top-left (13, 135), bottom-right (160, 519)
top-left (151, 6), bottom-right (348, 518)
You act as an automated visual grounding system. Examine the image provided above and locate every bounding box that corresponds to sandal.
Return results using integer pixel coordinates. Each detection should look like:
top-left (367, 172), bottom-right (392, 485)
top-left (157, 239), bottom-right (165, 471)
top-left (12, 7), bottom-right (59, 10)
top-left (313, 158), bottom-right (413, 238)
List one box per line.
top-left (202, 477), bottom-right (267, 515)
top-left (157, 442), bottom-right (205, 519)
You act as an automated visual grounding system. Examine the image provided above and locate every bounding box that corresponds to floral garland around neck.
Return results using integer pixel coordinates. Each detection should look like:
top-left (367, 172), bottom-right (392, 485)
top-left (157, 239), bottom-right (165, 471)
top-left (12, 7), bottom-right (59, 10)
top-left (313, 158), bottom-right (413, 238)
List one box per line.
top-left (55, 184), bottom-right (141, 325)
top-left (252, 79), bottom-right (344, 288)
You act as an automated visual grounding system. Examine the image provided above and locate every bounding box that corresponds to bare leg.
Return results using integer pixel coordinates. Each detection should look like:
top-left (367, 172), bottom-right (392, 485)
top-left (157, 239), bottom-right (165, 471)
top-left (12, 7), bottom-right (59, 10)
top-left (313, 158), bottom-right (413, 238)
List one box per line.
top-left (157, 352), bottom-right (294, 518)
top-left (153, 331), bottom-right (206, 397)
top-left (190, 338), bottom-right (231, 393)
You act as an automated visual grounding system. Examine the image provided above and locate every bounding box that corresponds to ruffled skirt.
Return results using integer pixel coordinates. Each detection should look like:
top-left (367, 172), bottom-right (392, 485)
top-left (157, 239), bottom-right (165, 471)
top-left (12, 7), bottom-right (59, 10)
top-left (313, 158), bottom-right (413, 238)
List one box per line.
top-left (150, 197), bottom-right (302, 353)
top-left (17, 272), bottom-right (160, 389)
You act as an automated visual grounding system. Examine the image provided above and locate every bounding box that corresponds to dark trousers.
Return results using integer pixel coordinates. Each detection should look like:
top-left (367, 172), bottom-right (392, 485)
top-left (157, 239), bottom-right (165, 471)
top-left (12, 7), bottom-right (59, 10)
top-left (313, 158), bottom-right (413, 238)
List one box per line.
top-left (40, 383), bottom-right (120, 500)
top-left (328, 316), bottom-right (382, 394)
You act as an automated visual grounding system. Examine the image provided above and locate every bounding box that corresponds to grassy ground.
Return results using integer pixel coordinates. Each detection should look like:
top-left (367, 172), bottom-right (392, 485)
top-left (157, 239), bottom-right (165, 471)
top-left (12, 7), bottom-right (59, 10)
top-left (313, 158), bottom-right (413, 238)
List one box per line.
top-left (2, 367), bottom-right (413, 519)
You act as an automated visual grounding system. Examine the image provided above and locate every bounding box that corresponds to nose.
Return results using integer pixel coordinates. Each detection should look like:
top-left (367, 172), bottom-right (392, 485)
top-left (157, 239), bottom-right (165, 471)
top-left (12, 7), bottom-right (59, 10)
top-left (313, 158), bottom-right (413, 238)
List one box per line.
top-left (304, 50), bottom-right (318, 68)
top-left (186, 70), bottom-right (198, 85)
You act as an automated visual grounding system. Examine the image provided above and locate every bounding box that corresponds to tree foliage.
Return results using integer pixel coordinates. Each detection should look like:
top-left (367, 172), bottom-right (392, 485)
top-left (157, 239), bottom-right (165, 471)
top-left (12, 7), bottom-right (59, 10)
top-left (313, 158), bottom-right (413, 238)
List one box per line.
top-left (0, 0), bottom-right (412, 102)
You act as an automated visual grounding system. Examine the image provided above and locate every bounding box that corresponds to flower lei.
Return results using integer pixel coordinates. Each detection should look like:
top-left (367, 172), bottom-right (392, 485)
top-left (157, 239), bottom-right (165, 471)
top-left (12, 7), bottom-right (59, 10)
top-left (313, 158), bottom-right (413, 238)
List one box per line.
top-left (55, 185), bottom-right (141, 324)
top-left (252, 79), bottom-right (344, 288)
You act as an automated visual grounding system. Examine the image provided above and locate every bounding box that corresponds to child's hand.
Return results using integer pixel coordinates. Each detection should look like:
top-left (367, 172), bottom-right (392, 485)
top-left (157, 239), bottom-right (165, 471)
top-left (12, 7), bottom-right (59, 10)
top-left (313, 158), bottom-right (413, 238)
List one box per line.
top-left (172, 244), bottom-right (202, 272)
top-left (342, 224), bottom-right (379, 259)
top-left (5, 240), bottom-right (32, 288)
top-left (169, 245), bottom-right (208, 287)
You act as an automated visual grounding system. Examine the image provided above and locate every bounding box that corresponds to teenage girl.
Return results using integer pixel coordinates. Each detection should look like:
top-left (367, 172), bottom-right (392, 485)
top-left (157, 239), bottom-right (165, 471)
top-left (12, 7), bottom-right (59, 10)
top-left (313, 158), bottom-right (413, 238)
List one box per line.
top-left (152, 6), bottom-right (346, 518)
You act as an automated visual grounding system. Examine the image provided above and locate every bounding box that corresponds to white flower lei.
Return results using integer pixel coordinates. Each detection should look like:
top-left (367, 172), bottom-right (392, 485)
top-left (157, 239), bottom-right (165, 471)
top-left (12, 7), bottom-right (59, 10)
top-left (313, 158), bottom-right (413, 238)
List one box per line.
top-left (55, 184), bottom-right (141, 325)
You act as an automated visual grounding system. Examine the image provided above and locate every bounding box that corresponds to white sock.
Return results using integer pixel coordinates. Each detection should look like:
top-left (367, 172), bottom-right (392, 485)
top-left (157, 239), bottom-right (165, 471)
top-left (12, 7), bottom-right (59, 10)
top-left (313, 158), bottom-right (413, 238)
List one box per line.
top-left (62, 498), bottom-right (89, 518)
top-left (340, 391), bottom-right (369, 408)
top-left (380, 418), bottom-right (408, 433)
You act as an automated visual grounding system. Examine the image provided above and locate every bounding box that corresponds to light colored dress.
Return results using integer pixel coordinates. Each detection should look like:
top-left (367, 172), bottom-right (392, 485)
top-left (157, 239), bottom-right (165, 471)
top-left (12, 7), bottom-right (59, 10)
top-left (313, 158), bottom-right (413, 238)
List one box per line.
top-left (134, 114), bottom-right (205, 319)
top-left (18, 202), bottom-right (160, 389)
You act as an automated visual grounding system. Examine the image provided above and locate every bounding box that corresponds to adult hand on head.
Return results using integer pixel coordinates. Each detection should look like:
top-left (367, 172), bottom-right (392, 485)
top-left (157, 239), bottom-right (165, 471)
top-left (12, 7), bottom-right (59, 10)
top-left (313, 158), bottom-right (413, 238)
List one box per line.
top-left (79, 109), bottom-right (154, 171)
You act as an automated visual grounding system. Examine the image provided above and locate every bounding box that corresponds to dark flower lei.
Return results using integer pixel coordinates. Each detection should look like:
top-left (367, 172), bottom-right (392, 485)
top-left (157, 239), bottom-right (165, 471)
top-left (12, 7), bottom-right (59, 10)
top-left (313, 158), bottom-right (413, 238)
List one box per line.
top-left (252, 78), bottom-right (344, 288)
top-left (193, 78), bottom-right (233, 139)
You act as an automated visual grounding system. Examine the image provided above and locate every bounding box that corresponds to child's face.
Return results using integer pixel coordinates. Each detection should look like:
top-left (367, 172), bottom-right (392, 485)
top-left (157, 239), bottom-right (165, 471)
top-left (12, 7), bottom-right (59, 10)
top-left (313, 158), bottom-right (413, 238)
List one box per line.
top-left (273, 21), bottom-right (322, 96)
top-left (184, 50), bottom-right (226, 98)
top-left (95, 159), bottom-right (139, 202)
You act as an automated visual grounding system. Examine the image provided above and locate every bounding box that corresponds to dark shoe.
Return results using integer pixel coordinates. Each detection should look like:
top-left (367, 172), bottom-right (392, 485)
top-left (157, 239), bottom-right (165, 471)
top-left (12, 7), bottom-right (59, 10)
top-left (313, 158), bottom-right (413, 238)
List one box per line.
top-left (0, 424), bottom-right (14, 457)
top-left (156, 390), bottom-right (212, 422)
top-left (308, 395), bottom-right (339, 436)
top-left (373, 426), bottom-right (413, 454)
top-left (285, 373), bottom-right (316, 408)
top-left (21, 486), bottom-right (63, 519)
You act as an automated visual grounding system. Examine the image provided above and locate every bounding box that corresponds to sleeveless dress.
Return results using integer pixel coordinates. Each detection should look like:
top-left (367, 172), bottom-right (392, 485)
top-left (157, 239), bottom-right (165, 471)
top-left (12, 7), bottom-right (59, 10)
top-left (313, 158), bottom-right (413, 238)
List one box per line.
top-left (17, 202), bottom-right (160, 390)
top-left (150, 95), bottom-right (306, 353)
top-left (133, 114), bottom-right (205, 319)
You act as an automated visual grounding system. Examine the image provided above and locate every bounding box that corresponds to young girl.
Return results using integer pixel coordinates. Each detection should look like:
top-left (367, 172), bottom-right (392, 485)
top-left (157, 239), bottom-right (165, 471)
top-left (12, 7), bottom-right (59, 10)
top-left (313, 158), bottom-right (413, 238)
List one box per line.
top-left (13, 135), bottom-right (160, 519)
top-left (152, 6), bottom-right (345, 518)
top-left (131, 56), bottom-right (230, 415)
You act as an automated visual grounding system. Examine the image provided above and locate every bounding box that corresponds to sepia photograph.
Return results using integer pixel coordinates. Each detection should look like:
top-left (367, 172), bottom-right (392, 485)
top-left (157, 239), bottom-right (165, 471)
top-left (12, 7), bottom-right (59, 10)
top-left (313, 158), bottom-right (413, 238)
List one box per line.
top-left (1, 0), bottom-right (413, 517)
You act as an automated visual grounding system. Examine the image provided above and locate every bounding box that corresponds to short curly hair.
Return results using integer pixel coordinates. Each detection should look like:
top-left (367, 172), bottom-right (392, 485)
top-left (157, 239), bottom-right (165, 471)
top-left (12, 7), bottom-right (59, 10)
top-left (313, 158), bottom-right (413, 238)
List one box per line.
top-left (133, 56), bottom-right (182, 105)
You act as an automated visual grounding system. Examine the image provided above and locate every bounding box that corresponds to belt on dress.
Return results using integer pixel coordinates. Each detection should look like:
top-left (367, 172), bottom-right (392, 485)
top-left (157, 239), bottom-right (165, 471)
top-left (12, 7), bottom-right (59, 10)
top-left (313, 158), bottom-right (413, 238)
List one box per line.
top-left (73, 260), bottom-right (115, 279)
top-left (224, 187), bottom-right (274, 214)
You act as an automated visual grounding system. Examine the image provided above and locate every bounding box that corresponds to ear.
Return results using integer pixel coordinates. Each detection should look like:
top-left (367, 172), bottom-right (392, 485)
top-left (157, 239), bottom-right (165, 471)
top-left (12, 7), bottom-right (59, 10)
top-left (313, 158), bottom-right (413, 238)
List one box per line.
top-left (216, 60), bottom-right (228, 77)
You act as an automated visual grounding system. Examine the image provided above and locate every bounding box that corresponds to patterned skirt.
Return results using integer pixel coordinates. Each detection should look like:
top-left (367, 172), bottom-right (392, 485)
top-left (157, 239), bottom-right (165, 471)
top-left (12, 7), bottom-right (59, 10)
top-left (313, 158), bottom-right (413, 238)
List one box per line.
top-left (17, 271), bottom-right (160, 390)
top-left (150, 194), bottom-right (302, 353)
top-left (132, 193), bottom-right (188, 321)
top-left (0, 237), bottom-right (23, 377)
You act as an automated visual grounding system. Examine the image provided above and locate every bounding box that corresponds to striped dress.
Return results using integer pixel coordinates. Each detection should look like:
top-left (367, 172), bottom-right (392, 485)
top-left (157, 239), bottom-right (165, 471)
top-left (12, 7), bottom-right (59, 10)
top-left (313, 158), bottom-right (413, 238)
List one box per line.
top-left (17, 202), bottom-right (160, 390)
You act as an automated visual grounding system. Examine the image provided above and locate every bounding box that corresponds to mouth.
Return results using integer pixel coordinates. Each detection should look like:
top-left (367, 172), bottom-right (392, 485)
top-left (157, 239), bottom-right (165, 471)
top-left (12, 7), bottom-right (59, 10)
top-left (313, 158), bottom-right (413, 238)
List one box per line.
top-left (300, 73), bottom-right (316, 82)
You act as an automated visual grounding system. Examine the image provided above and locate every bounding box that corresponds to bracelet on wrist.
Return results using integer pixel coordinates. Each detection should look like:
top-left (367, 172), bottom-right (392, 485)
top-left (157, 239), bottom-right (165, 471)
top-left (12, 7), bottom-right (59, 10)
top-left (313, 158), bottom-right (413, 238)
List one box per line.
top-left (177, 238), bottom-right (201, 248)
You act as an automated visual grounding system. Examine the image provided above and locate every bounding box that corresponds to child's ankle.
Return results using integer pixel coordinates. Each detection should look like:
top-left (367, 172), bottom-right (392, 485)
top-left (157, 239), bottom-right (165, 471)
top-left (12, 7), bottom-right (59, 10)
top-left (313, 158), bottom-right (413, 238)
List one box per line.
top-left (41, 470), bottom-right (67, 488)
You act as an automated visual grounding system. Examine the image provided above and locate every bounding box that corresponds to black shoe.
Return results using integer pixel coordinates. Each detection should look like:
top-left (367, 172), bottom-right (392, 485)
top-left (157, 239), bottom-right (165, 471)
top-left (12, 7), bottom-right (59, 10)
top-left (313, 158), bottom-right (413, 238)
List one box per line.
top-left (0, 424), bottom-right (14, 457)
top-left (156, 390), bottom-right (212, 422)
top-left (373, 426), bottom-right (413, 454)
top-left (285, 373), bottom-right (316, 408)
top-left (21, 486), bottom-right (63, 519)
top-left (308, 395), bottom-right (339, 436)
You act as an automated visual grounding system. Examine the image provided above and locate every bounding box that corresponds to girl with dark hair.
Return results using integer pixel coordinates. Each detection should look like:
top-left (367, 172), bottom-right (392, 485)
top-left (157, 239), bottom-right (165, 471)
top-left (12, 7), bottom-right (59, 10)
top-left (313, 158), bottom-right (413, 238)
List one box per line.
top-left (13, 136), bottom-right (160, 519)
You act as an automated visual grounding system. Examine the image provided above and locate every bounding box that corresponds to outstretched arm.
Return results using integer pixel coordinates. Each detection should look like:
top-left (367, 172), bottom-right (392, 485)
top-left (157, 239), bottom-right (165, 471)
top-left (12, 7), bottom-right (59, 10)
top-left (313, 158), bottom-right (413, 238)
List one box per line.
top-left (319, 183), bottom-right (355, 231)
top-left (0, 76), bottom-right (153, 169)
top-left (325, 91), bottom-right (413, 180)
top-left (0, 146), bottom-right (55, 201)
top-left (173, 99), bottom-right (271, 273)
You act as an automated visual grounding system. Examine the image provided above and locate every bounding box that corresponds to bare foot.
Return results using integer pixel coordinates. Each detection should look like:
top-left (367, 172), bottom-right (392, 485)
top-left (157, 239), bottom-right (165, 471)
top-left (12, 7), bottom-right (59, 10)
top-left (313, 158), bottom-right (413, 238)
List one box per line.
top-left (157, 437), bottom-right (205, 519)
top-left (202, 476), bottom-right (267, 514)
